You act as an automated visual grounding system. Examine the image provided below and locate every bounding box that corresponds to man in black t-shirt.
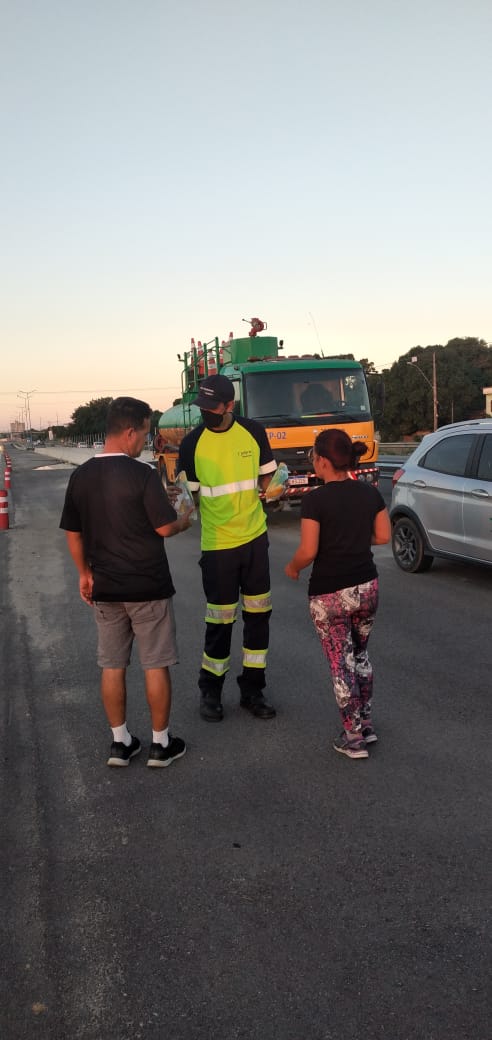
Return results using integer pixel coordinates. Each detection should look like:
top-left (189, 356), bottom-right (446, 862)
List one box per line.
top-left (60, 397), bottom-right (192, 769)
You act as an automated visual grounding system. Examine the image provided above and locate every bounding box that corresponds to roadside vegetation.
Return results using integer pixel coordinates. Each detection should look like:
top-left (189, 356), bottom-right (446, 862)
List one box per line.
top-left (5, 336), bottom-right (491, 445)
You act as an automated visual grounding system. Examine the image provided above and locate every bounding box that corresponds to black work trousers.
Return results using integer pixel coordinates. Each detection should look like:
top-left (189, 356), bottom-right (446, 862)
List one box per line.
top-left (198, 532), bottom-right (272, 699)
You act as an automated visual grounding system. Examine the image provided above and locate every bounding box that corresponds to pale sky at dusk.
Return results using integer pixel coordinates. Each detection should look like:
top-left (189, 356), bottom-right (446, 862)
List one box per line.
top-left (1, 0), bottom-right (491, 430)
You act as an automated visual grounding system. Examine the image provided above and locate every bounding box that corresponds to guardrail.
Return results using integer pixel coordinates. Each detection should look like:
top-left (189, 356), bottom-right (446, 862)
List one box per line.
top-left (378, 442), bottom-right (417, 455)
top-left (377, 443), bottom-right (416, 479)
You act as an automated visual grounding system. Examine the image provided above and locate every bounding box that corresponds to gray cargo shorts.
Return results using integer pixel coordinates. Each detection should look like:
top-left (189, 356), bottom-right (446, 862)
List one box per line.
top-left (93, 598), bottom-right (178, 670)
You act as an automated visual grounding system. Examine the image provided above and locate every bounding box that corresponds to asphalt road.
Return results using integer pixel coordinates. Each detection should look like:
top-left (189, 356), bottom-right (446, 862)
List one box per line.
top-left (1, 448), bottom-right (491, 1040)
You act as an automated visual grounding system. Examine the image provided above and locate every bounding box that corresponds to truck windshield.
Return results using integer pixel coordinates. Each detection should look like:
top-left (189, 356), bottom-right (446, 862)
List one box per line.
top-left (244, 369), bottom-right (371, 422)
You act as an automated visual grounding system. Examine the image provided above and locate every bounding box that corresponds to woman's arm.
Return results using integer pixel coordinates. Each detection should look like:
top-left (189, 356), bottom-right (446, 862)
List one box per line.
top-left (285, 518), bottom-right (320, 580)
top-left (371, 507), bottom-right (391, 545)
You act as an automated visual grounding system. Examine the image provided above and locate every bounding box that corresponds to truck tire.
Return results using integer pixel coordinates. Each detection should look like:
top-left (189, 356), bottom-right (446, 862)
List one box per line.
top-left (392, 516), bottom-right (433, 573)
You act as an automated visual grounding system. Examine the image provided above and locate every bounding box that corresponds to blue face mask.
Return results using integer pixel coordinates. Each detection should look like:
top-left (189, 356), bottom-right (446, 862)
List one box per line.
top-left (200, 409), bottom-right (225, 430)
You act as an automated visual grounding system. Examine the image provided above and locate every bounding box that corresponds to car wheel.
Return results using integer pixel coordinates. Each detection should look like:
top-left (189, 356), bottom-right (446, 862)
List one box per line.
top-left (392, 516), bottom-right (433, 573)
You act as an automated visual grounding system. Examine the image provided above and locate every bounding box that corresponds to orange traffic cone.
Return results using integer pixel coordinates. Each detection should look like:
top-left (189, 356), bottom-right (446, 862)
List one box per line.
top-left (0, 489), bottom-right (9, 530)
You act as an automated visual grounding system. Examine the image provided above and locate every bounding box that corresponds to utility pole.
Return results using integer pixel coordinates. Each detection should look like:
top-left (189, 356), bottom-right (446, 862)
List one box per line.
top-left (406, 354), bottom-right (438, 431)
top-left (432, 351), bottom-right (438, 432)
top-left (17, 386), bottom-right (36, 443)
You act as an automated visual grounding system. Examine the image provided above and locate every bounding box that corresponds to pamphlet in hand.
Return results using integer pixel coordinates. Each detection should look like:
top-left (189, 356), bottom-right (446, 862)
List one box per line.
top-left (264, 463), bottom-right (289, 501)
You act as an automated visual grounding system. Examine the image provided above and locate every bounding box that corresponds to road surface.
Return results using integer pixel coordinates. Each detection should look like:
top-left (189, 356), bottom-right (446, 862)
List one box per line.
top-left (1, 448), bottom-right (490, 1039)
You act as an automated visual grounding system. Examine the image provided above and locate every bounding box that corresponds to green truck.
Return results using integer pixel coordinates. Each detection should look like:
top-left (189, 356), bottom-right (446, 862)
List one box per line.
top-left (156, 321), bottom-right (379, 500)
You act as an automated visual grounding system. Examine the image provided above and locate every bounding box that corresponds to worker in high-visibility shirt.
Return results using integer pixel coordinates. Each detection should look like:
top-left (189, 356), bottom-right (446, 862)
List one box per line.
top-left (178, 374), bottom-right (277, 722)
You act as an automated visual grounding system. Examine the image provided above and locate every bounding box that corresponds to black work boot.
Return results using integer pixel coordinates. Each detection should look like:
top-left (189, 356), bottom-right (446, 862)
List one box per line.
top-left (199, 689), bottom-right (224, 722)
top-left (239, 692), bottom-right (276, 719)
top-left (237, 672), bottom-right (276, 720)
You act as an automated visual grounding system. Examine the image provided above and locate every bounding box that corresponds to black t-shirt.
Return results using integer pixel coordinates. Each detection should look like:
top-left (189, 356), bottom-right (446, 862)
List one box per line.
top-left (300, 479), bottom-right (386, 595)
top-left (59, 455), bottom-right (177, 601)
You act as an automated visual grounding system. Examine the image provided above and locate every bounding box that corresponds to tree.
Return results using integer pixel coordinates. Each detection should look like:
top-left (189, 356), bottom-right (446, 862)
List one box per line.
top-left (150, 409), bottom-right (164, 433)
top-left (68, 398), bottom-right (166, 438)
top-left (70, 398), bottom-right (113, 436)
top-left (377, 338), bottom-right (492, 440)
top-left (358, 358), bottom-right (377, 376)
top-left (51, 424), bottom-right (71, 440)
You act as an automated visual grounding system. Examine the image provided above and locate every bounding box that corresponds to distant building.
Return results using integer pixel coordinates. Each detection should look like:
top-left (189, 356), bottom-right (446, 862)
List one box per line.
top-left (483, 387), bottom-right (492, 417)
top-left (11, 420), bottom-right (25, 436)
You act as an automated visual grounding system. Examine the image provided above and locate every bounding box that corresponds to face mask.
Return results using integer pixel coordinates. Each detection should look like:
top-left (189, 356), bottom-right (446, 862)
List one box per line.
top-left (200, 409), bottom-right (225, 430)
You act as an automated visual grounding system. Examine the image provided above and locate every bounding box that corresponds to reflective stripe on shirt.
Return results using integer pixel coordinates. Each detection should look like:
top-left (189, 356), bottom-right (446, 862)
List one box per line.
top-left (200, 479), bottom-right (257, 498)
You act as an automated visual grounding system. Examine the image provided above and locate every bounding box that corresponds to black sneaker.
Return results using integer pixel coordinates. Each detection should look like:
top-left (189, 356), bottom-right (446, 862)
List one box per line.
top-left (333, 732), bottom-right (368, 759)
top-left (147, 735), bottom-right (187, 769)
top-left (107, 735), bottom-right (141, 767)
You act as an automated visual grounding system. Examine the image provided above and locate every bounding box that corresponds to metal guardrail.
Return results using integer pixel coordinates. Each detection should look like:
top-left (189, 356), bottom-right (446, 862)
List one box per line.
top-left (378, 460), bottom-right (402, 478)
top-left (377, 443), bottom-right (416, 478)
top-left (378, 442), bottom-right (417, 455)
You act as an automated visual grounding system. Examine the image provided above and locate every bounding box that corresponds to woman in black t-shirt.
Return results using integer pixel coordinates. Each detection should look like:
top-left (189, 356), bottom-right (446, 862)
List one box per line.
top-left (285, 428), bottom-right (391, 760)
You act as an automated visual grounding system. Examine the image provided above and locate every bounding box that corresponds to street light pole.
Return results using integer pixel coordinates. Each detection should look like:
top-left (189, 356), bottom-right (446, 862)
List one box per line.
top-left (406, 355), bottom-right (438, 431)
top-left (432, 352), bottom-right (438, 432)
top-left (17, 389), bottom-right (37, 446)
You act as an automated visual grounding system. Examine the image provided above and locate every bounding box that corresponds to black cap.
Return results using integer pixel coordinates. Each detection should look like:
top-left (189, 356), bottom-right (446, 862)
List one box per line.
top-left (192, 374), bottom-right (235, 410)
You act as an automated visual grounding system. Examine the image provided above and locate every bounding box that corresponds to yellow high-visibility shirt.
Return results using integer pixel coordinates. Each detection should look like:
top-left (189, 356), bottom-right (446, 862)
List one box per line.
top-left (178, 416), bottom-right (276, 550)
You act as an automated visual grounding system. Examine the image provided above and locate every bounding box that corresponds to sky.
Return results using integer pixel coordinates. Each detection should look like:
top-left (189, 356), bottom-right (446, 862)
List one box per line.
top-left (1, 0), bottom-right (491, 431)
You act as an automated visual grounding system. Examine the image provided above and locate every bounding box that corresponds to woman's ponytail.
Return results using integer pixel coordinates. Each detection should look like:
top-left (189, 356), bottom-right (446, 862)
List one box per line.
top-left (313, 429), bottom-right (366, 471)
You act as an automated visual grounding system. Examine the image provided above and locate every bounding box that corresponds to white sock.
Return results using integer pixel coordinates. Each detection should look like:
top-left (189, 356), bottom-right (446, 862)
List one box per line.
top-left (112, 723), bottom-right (132, 746)
top-left (152, 728), bottom-right (169, 748)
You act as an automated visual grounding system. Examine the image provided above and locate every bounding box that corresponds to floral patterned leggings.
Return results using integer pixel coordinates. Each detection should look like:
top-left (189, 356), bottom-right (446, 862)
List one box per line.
top-left (309, 579), bottom-right (379, 734)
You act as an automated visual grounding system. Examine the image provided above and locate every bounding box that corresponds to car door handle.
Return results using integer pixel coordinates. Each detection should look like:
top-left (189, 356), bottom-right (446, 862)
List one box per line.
top-left (411, 480), bottom-right (426, 487)
top-left (470, 488), bottom-right (489, 497)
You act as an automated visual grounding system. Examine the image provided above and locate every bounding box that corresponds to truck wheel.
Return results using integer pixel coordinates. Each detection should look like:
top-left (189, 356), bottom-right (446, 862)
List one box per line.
top-left (392, 517), bottom-right (433, 573)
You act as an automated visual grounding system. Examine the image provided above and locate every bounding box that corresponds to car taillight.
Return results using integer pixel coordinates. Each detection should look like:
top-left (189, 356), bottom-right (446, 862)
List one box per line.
top-left (392, 467), bottom-right (405, 486)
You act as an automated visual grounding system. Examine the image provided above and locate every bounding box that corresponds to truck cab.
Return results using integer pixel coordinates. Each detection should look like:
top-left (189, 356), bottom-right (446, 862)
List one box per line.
top-left (156, 328), bottom-right (379, 498)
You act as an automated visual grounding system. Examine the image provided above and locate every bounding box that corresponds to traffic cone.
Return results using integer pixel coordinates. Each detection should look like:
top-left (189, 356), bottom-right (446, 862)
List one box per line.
top-left (4, 468), bottom-right (11, 489)
top-left (0, 489), bottom-right (9, 530)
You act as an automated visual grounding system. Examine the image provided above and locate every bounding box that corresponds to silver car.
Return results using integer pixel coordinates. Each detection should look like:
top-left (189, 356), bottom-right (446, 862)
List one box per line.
top-left (390, 419), bottom-right (492, 572)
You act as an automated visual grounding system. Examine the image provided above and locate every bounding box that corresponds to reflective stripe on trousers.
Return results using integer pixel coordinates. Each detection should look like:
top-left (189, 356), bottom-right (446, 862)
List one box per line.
top-left (201, 652), bottom-right (231, 677)
top-left (242, 647), bottom-right (268, 669)
top-left (205, 601), bottom-right (238, 624)
top-left (242, 591), bottom-right (272, 613)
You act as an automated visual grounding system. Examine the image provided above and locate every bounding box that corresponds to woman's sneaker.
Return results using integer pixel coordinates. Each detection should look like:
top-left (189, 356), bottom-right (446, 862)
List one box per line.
top-left (147, 735), bottom-right (187, 768)
top-left (361, 723), bottom-right (378, 744)
top-left (333, 732), bottom-right (368, 759)
top-left (107, 735), bottom-right (141, 767)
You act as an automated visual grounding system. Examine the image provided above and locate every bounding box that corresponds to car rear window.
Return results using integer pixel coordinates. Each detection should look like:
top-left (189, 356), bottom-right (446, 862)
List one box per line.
top-left (420, 433), bottom-right (474, 476)
top-left (476, 435), bottom-right (492, 482)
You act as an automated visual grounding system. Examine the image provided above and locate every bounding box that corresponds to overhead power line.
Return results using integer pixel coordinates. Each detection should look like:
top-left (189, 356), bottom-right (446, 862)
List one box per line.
top-left (0, 386), bottom-right (180, 397)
